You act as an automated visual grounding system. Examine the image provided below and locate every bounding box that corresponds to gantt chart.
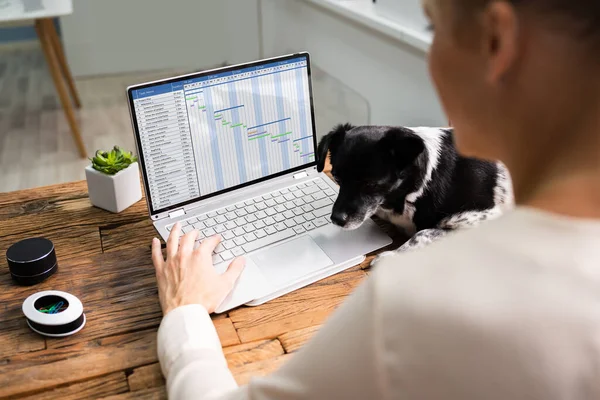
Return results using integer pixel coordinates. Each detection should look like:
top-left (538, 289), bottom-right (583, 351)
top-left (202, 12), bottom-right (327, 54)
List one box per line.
top-left (131, 56), bottom-right (315, 211)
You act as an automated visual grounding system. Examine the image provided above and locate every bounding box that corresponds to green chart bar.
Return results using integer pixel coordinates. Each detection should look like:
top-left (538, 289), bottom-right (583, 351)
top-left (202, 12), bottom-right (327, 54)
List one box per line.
top-left (231, 123), bottom-right (244, 128)
top-left (271, 131), bottom-right (292, 139)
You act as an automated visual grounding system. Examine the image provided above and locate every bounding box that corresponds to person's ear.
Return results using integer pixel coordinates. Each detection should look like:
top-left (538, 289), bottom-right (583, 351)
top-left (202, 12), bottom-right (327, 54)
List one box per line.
top-left (481, 1), bottom-right (519, 84)
top-left (380, 128), bottom-right (425, 171)
top-left (316, 123), bottom-right (352, 172)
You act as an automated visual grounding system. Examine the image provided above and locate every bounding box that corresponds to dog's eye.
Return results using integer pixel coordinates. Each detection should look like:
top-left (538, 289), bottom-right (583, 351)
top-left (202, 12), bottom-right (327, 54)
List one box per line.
top-left (364, 182), bottom-right (383, 191)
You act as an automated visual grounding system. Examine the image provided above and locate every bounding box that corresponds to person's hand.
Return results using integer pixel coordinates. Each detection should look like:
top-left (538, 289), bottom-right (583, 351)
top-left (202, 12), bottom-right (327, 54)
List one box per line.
top-left (151, 222), bottom-right (245, 315)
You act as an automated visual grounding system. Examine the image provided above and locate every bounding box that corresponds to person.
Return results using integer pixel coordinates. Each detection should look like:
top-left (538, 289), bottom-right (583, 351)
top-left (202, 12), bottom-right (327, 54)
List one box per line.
top-left (151, 0), bottom-right (600, 398)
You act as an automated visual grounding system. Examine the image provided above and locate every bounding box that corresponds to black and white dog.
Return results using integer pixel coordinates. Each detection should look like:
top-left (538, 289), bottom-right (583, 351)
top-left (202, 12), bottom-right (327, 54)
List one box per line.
top-left (317, 124), bottom-right (514, 265)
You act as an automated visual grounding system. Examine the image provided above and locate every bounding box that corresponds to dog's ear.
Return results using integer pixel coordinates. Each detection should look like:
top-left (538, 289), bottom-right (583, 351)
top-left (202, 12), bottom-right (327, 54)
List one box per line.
top-left (316, 123), bottom-right (352, 172)
top-left (380, 128), bottom-right (425, 170)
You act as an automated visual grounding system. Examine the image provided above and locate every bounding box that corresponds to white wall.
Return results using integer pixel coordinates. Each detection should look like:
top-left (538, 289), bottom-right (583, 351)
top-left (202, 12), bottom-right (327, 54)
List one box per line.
top-left (59, 0), bottom-right (446, 127)
top-left (374, 0), bottom-right (429, 35)
top-left (260, 0), bottom-right (446, 127)
top-left (60, 0), bottom-right (260, 76)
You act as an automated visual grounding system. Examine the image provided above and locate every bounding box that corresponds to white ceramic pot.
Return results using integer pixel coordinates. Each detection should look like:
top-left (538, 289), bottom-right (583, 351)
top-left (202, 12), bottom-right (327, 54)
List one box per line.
top-left (85, 162), bottom-right (142, 213)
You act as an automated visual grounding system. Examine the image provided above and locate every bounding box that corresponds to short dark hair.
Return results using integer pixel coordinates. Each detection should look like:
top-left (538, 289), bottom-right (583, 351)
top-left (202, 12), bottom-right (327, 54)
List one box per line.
top-left (465, 0), bottom-right (600, 42)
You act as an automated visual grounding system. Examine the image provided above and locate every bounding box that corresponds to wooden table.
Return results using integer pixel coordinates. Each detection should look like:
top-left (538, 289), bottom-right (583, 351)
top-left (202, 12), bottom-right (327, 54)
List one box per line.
top-left (0, 175), bottom-right (404, 399)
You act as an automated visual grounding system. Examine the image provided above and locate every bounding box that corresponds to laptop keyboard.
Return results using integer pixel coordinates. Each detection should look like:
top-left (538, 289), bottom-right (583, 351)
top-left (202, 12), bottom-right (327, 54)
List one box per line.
top-left (165, 178), bottom-right (337, 264)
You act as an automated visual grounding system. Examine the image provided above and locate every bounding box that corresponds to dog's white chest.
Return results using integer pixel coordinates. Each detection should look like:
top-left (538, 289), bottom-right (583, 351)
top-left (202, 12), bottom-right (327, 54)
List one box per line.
top-left (376, 208), bottom-right (417, 235)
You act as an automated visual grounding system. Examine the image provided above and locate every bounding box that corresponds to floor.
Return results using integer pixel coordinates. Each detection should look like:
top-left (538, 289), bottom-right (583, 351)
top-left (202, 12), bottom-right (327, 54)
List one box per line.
top-left (0, 47), bottom-right (369, 193)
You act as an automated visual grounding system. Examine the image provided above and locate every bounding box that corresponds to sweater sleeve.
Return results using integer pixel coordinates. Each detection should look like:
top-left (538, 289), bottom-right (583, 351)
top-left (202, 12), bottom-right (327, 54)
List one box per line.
top-left (157, 304), bottom-right (238, 399)
top-left (158, 277), bottom-right (386, 400)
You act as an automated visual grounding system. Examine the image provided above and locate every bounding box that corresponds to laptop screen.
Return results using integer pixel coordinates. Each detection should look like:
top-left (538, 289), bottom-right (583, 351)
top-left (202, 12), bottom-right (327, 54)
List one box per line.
top-left (128, 53), bottom-right (317, 216)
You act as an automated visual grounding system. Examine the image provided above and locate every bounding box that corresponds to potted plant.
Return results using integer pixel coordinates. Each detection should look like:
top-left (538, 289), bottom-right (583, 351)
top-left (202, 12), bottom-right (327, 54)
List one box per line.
top-left (85, 146), bottom-right (142, 213)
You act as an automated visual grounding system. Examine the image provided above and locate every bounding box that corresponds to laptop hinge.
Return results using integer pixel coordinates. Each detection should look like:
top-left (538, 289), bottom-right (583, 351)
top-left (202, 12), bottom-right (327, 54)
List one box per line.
top-left (293, 171), bottom-right (308, 179)
top-left (168, 208), bottom-right (186, 219)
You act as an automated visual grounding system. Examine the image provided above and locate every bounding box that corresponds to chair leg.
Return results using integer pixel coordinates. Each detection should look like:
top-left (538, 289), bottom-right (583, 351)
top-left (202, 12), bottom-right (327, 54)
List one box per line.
top-left (35, 19), bottom-right (87, 158)
top-left (42, 18), bottom-right (82, 108)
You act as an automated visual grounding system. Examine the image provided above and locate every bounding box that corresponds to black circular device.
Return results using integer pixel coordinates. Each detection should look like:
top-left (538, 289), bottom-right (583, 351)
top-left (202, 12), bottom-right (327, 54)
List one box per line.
top-left (6, 238), bottom-right (58, 286)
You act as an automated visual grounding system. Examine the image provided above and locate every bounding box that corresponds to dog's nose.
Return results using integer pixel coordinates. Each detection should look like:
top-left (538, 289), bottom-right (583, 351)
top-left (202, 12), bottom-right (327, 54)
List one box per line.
top-left (331, 211), bottom-right (349, 226)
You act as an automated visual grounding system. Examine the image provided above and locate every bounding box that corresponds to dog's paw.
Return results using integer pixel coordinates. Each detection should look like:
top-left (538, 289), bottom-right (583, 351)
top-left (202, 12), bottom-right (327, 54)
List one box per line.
top-left (370, 251), bottom-right (397, 267)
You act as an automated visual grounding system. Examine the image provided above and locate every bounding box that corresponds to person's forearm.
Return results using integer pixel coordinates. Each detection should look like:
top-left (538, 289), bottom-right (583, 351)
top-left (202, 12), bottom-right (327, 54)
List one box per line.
top-left (158, 278), bottom-right (384, 400)
top-left (157, 305), bottom-right (238, 399)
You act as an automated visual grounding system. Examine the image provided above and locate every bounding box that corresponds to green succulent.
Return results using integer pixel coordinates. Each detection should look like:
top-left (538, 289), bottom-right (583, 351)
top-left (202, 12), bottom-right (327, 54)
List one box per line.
top-left (91, 146), bottom-right (138, 175)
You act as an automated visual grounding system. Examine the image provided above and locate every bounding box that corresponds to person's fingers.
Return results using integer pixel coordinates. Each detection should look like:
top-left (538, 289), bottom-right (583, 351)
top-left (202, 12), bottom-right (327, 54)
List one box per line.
top-left (179, 229), bottom-right (199, 259)
top-left (151, 238), bottom-right (164, 270)
top-left (222, 257), bottom-right (246, 288)
top-left (166, 222), bottom-right (182, 260)
top-left (197, 234), bottom-right (221, 257)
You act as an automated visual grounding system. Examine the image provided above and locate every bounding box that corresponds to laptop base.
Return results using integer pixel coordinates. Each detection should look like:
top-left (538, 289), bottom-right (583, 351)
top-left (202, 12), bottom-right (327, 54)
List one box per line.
top-left (245, 256), bottom-right (366, 307)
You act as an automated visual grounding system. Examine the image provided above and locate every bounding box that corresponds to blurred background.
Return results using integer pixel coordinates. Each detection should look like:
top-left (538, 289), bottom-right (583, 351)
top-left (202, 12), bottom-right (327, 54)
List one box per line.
top-left (0, 0), bottom-right (445, 192)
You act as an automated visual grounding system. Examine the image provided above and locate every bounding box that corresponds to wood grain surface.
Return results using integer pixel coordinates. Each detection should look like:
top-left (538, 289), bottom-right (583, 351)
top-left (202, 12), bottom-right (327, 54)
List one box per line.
top-left (0, 169), bottom-right (403, 399)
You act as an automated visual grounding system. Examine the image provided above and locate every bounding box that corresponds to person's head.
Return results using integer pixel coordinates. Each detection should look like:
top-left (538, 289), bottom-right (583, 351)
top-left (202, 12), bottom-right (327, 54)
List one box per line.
top-left (423, 0), bottom-right (600, 200)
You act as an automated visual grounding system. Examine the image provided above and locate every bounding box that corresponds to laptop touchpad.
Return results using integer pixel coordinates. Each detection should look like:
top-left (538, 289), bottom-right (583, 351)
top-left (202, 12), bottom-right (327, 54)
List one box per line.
top-left (251, 236), bottom-right (333, 288)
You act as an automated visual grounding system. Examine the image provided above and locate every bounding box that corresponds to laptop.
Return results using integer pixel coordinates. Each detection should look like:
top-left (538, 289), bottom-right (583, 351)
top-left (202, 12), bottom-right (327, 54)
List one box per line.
top-left (127, 53), bottom-right (391, 312)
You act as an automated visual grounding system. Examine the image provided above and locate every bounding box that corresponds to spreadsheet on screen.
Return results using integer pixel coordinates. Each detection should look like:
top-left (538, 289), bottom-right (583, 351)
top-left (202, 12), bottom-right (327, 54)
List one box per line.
top-left (131, 56), bottom-right (315, 212)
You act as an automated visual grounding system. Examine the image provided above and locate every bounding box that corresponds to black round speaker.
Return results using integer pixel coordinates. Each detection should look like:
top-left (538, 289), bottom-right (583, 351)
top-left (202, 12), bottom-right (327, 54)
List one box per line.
top-left (6, 238), bottom-right (58, 286)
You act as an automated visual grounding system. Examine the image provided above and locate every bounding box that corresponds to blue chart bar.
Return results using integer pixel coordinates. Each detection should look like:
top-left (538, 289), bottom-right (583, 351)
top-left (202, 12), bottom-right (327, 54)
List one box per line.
top-left (293, 135), bottom-right (312, 142)
top-left (247, 118), bottom-right (291, 130)
top-left (301, 152), bottom-right (314, 158)
top-left (214, 104), bottom-right (245, 114)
